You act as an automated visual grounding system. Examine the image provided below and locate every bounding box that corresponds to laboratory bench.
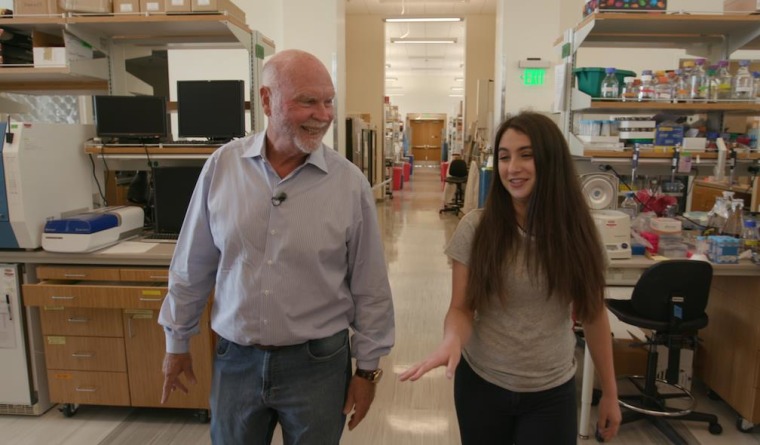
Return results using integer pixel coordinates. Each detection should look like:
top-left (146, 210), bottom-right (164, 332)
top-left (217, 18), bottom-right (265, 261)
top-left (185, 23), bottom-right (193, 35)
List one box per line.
top-left (0, 243), bottom-right (212, 419)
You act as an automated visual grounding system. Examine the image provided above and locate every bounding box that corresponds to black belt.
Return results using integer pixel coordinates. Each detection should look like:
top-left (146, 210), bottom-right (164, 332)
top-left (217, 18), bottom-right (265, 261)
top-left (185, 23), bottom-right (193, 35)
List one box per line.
top-left (251, 344), bottom-right (284, 351)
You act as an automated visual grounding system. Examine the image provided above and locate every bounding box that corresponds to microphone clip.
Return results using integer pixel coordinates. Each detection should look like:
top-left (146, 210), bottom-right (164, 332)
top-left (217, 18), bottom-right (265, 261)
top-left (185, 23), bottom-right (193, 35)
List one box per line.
top-left (271, 192), bottom-right (287, 207)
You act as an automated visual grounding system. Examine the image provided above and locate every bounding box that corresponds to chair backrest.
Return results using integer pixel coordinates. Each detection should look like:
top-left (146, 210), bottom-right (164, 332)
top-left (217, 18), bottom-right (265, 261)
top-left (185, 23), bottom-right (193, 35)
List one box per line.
top-left (630, 260), bottom-right (712, 324)
top-left (448, 159), bottom-right (468, 178)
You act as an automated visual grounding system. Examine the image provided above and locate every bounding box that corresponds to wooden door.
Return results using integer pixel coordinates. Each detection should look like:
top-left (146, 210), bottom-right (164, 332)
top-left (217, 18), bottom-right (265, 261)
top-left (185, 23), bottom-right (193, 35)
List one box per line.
top-left (122, 309), bottom-right (212, 409)
top-left (410, 119), bottom-right (444, 162)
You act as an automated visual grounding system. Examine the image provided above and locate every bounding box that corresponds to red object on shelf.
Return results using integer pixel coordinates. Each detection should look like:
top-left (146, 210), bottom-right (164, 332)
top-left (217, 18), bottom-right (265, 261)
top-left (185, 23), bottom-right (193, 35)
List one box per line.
top-left (392, 166), bottom-right (403, 191)
top-left (403, 162), bottom-right (411, 182)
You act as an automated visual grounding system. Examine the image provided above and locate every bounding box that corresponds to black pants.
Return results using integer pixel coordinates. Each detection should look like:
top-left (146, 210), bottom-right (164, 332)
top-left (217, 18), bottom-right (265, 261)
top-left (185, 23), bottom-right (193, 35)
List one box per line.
top-left (454, 358), bottom-right (577, 445)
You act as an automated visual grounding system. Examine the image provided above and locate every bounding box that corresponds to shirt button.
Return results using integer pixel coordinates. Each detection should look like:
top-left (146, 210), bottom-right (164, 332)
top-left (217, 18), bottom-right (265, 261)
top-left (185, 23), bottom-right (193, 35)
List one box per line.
top-left (263, 320), bottom-right (269, 325)
top-left (264, 290), bottom-right (270, 296)
top-left (270, 229), bottom-right (277, 235)
top-left (267, 260), bottom-right (273, 265)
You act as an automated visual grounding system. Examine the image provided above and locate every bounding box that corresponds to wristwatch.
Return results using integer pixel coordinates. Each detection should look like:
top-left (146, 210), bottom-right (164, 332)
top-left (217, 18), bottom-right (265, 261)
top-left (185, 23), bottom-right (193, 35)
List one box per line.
top-left (355, 368), bottom-right (383, 383)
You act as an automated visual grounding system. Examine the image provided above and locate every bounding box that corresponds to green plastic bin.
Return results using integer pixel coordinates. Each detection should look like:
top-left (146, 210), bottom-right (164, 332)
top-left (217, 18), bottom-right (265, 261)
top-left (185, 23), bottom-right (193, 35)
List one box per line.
top-left (573, 68), bottom-right (636, 98)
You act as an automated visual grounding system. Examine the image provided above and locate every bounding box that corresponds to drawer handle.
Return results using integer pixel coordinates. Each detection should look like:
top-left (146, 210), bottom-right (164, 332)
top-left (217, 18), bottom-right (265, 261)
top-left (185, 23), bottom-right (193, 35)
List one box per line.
top-left (71, 352), bottom-right (94, 358)
top-left (139, 297), bottom-right (163, 302)
top-left (67, 317), bottom-right (89, 323)
top-left (75, 386), bottom-right (97, 393)
top-left (149, 275), bottom-right (168, 280)
top-left (63, 274), bottom-right (87, 278)
top-left (51, 296), bottom-right (75, 300)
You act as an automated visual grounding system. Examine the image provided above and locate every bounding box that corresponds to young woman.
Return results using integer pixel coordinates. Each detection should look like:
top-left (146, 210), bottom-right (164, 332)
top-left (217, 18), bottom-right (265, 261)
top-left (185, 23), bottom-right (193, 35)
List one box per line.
top-left (400, 112), bottom-right (621, 444)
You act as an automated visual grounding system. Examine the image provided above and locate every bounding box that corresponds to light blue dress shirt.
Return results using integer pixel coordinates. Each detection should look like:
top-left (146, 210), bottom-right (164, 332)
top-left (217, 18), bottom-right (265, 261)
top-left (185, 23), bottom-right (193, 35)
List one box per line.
top-left (158, 132), bottom-right (394, 369)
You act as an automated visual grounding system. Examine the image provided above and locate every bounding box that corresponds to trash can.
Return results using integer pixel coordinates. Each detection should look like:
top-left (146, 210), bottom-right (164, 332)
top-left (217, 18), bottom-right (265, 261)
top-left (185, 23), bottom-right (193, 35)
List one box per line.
top-left (441, 161), bottom-right (449, 182)
top-left (402, 162), bottom-right (411, 182)
top-left (392, 166), bottom-right (403, 191)
top-left (407, 155), bottom-right (414, 175)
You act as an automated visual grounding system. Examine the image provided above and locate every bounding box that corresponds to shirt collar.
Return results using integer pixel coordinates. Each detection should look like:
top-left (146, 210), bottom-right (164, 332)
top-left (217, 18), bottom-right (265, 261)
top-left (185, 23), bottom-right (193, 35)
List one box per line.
top-left (241, 132), bottom-right (329, 174)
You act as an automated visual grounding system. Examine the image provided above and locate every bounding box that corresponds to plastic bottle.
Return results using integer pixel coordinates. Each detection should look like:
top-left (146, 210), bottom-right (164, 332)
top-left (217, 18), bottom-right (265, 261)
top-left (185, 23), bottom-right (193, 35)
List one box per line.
top-left (638, 74), bottom-right (655, 101)
top-left (733, 60), bottom-right (754, 100)
top-left (621, 76), bottom-right (636, 102)
top-left (741, 219), bottom-right (759, 254)
top-left (654, 71), bottom-right (673, 102)
top-left (706, 66), bottom-right (719, 101)
top-left (673, 69), bottom-right (690, 102)
top-left (600, 67), bottom-right (619, 98)
top-left (620, 192), bottom-right (639, 219)
top-left (753, 71), bottom-right (760, 101)
top-left (689, 58), bottom-right (708, 100)
top-left (717, 60), bottom-right (733, 100)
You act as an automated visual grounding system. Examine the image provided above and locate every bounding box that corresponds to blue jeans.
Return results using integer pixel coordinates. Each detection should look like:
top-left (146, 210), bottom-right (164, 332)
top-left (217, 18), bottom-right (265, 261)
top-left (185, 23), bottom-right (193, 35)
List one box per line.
top-left (454, 358), bottom-right (577, 445)
top-left (210, 329), bottom-right (351, 445)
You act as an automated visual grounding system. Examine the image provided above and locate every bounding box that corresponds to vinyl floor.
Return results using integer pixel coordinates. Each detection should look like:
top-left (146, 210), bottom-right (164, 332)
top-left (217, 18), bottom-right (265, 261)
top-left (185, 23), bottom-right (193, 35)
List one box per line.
top-left (0, 167), bottom-right (758, 445)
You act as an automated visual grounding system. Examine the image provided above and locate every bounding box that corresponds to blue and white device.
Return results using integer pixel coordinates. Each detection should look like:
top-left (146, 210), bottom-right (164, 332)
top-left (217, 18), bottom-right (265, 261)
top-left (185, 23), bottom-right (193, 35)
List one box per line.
top-left (42, 206), bottom-right (144, 253)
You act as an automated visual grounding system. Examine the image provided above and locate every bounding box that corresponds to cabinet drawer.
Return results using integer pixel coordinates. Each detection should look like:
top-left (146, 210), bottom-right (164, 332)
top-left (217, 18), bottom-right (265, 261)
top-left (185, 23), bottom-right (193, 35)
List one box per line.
top-left (40, 308), bottom-right (124, 337)
top-left (23, 283), bottom-right (168, 309)
top-left (44, 336), bottom-right (127, 372)
top-left (120, 268), bottom-right (169, 282)
top-left (35, 266), bottom-right (121, 281)
top-left (48, 370), bottom-right (130, 406)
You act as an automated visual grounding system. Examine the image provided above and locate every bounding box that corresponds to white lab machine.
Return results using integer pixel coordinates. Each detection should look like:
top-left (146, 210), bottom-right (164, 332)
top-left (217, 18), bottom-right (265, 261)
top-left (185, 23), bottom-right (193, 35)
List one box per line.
top-left (0, 122), bottom-right (95, 249)
top-left (592, 209), bottom-right (632, 259)
top-left (0, 263), bottom-right (51, 415)
top-left (42, 206), bottom-right (144, 253)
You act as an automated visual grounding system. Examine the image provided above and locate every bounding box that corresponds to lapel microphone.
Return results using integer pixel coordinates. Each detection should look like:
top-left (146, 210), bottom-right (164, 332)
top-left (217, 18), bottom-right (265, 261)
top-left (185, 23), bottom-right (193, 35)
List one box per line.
top-left (271, 192), bottom-right (287, 206)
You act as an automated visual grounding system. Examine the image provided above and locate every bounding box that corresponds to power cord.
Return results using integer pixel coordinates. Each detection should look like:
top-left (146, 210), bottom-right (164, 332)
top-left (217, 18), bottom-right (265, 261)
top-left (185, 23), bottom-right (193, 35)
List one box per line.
top-left (598, 164), bottom-right (656, 211)
top-left (88, 154), bottom-right (107, 207)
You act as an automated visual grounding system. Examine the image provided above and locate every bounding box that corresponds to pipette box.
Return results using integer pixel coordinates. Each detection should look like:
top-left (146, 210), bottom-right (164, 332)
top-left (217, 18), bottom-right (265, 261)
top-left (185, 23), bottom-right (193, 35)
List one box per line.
top-left (707, 236), bottom-right (740, 264)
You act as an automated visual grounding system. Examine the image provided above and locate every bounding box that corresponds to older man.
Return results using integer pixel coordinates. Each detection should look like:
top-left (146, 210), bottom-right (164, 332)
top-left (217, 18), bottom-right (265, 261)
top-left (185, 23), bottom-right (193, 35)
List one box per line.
top-left (159, 49), bottom-right (395, 445)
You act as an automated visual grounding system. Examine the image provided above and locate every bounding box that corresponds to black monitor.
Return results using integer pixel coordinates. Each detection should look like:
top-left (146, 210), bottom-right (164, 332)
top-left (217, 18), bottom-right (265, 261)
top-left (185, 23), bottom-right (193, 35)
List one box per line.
top-left (177, 80), bottom-right (246, 142)
top-left (93, 95), bottom-right (168, 142)
top-left (151, 166), bottom-right (203, 235)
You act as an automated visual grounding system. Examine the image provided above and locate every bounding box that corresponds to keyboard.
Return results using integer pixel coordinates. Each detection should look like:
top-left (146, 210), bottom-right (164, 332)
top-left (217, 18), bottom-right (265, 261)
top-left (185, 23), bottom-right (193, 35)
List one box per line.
top-left (141, 233), bottom-right (179, 243)
top-left (160, 140), bottom-right (226, 146)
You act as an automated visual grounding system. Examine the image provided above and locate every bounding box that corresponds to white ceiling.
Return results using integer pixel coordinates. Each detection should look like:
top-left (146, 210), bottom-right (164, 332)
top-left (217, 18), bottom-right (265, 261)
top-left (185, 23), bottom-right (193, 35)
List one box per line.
top-left (346, 0), bottom-right (497, 98)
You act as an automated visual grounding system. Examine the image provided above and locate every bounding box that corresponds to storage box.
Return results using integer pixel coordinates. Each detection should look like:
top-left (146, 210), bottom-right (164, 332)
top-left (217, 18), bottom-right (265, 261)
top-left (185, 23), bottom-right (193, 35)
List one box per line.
top-left (14, 0), bottom-right (63, 15)
top-left (33, 30), bottom-right (92, 67)
top-left (584, 0), bottom-right (667, 16)
top-left (58, 0), bottom-right (112, 12)
top-left (165, 0), bottom-right (190, 12)
top-left (191, 0), bottom-right (245, 23)
top-left (654, 124), bottom-right (684, 148)
top-left (724, 0), bottom-right (760, 13)
top-left (113, 0), bottom-right (138, 12)
top-left (573, 67), bottom-right (637, 98)
top-left (612, 338), bottom-right (648, 376)
top-left (140, 0), bottom-right (163, 12)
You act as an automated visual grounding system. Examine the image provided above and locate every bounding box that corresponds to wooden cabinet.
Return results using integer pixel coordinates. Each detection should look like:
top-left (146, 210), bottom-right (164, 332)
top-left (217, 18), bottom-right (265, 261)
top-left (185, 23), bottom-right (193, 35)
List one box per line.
top-left (690, 180), bottom-right (752, 212)
top-left (24, 265), bottom-right (212, 412)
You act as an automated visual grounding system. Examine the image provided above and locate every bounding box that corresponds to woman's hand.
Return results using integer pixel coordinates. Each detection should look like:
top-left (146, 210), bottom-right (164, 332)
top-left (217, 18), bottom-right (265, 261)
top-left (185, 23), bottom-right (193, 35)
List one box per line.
top-left (596, 392), bottom-right (621, 441)
top-left (398, 336), bottom-right (462, 381)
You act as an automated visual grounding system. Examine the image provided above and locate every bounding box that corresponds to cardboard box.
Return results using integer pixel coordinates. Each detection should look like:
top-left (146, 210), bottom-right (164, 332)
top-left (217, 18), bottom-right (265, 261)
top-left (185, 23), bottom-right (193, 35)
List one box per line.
top-left (611, 338), bottom-right (648, 376)
top-left (113, 0), bottom-right (138, 12)
top-left (58, 0), bottom-right (112, 13)
top-left (140, 0), bottom-right (163, 12)
top-left (191, 0), bottom-right (245, 23)
top-left (724, 0), bottom-right (760, 12)
top-left (14, 0), bottom-right (63, 15)
top-left (165, 0), bottom-right (190, 12)
top-left (32, 30), bottom-right (92, 67)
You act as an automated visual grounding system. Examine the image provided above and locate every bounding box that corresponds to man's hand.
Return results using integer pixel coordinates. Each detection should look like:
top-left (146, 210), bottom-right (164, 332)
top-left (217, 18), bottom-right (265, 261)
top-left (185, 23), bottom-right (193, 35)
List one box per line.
top-left (161, 352), bottom-right (197, 404)
top-left (342, 375), bottom-right (376, 430)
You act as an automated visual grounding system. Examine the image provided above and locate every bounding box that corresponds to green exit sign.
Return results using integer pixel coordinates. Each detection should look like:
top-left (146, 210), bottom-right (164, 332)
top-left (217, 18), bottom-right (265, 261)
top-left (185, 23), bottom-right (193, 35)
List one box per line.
top-left (523, 68), bottom-right (545, 86)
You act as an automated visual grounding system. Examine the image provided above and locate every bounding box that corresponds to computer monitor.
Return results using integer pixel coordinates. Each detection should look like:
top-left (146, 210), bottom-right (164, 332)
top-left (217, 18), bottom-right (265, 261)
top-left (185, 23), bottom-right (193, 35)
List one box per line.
top-left (177, 80), bottom-right (246, 142)
top-left (151, 166), bottom-right (203, 235)
top-left (93, 95), bottom-right (168, 142)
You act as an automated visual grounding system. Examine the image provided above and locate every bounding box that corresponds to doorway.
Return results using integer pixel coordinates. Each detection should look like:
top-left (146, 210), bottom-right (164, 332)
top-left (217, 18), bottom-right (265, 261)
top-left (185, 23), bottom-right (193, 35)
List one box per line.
top-left (409, 118), bottom-right (444, 165)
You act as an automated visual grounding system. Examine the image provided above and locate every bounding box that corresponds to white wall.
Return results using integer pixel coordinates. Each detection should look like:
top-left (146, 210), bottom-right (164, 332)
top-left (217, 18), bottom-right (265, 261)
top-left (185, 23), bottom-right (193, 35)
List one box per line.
top-left (388, 76), bottom-right (463, 122)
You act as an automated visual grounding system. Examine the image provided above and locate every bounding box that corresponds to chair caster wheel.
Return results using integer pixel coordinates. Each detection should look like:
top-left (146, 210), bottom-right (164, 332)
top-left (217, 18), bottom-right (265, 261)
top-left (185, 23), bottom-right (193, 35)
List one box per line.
top-left (59, 403), bottom-right (78, 418)
top-left (709, 422), bottom-right (722, 435)
top-left (737, 416), bottom-right (754, 433)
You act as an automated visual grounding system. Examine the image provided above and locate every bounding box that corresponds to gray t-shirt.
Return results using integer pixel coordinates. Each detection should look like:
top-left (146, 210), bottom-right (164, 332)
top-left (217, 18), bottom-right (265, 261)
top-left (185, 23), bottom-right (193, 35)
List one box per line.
top-left (445, 209), bottom-right (576, 392)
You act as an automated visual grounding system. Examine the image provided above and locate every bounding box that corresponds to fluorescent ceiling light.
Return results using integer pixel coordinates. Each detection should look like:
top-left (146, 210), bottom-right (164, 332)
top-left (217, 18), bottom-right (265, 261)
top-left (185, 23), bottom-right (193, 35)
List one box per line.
top-left (386, 86), bottom-right (403, 90)
top-left (386, 76), bottom-right (398, 81)
top-left (411, 67), bottom-right (443, 71)
top-left (449, 94), bottom-right (463, 97)
top-left (391, 37), bottom-right (457, 44)
top-left (455, 77), bottom-right (464, 81)
top-left (385, 17), bottom-right (463, 23)
top-left (450, 87), bottom-right (463, 91)
top-left (386, 93), bottom-right (405, 97)
top-left (408, 55), bottom-right (445, 60)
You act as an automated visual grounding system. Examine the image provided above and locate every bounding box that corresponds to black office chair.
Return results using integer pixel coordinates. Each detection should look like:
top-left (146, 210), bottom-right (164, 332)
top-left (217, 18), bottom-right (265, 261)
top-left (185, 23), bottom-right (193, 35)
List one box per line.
top-left (606, 260), bottom-right (722, 444)
top-left (439, 159), bottom-right (468, 215)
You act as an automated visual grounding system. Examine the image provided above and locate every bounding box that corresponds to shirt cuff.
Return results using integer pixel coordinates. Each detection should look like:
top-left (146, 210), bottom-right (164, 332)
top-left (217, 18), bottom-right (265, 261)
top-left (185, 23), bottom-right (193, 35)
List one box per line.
top-left (165, 333), bottom-right (190, 354)
top-left (356, 359), bottom-right (380, 370)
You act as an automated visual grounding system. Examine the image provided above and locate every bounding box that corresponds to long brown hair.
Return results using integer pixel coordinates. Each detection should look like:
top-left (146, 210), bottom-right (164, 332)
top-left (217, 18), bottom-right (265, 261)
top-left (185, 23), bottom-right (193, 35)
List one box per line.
top-left (466, 112), bottom-right (605, 322)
